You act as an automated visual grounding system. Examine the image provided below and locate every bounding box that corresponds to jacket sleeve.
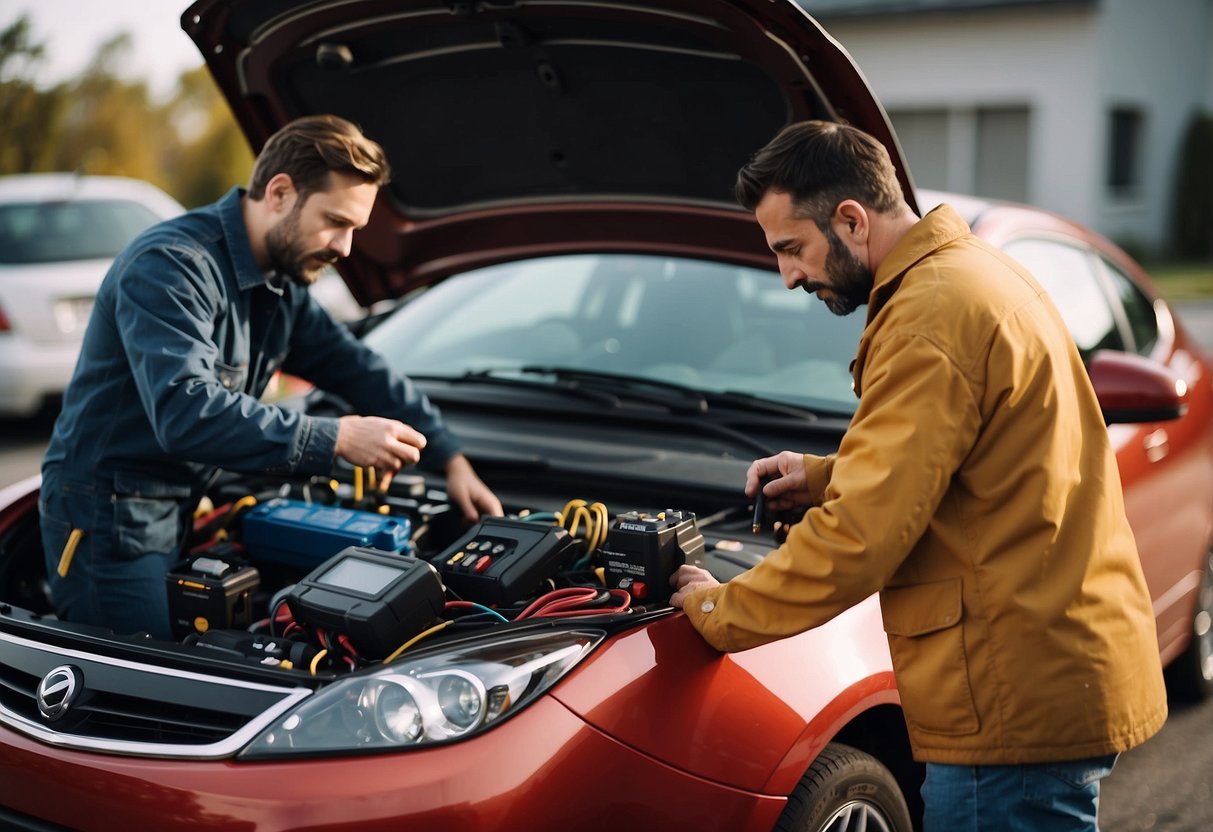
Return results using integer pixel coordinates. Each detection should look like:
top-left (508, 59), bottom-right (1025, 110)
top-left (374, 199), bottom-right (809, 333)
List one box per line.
top-left (115, 245), bottom-right (339, 475)
top-left (278, 292), bottom-right (462, 470)
top-left (683, 332), bottom-right (983, 652)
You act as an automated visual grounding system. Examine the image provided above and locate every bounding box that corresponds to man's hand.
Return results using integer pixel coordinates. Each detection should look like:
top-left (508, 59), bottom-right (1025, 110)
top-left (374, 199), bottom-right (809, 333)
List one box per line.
top-left (746, 450), bottom-right (817, 512)
top-left (335, 415), bottom-right (426, 478)
top-left (669, 563), bottom-right (720, 609)
top-left (444, 453), bottom-right (503, 523)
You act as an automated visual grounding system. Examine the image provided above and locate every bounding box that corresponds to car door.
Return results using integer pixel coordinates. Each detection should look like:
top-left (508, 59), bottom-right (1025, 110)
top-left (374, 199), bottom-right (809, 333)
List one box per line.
top-left (999, 234), bottom-right (1209, 660)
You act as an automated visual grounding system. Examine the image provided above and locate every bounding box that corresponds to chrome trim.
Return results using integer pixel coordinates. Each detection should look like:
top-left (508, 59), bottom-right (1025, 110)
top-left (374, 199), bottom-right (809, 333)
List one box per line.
top-left (36, 665), bottom-right (82, 721)
top-left (0, 630), bottom-right (312, 759)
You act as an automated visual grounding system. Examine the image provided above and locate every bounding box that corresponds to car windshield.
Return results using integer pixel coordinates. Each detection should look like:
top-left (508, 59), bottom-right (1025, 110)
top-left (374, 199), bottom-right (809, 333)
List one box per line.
top-left (365, 253), bottom-right (865, 416)
top-left (0, 199), bottom-right (163, 264)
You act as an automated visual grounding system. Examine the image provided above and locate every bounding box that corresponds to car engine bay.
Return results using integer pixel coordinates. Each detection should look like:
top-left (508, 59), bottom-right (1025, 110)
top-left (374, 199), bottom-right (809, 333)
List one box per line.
top-left (0, 463), bottom-right (777, 681)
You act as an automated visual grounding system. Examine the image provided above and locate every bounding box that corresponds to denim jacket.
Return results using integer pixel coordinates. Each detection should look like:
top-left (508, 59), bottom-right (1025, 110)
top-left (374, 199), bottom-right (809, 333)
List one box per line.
top-left (43, 187), bottom-right (459, 494)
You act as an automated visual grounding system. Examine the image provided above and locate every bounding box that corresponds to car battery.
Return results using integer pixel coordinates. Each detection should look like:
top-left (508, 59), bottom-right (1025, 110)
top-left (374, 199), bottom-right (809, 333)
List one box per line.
top-left (166, 547), bottom-right (260, 639)
top-left (240, 498), bottom-right (413, 570)
top-left (601, 509), bottom-right (705, 603)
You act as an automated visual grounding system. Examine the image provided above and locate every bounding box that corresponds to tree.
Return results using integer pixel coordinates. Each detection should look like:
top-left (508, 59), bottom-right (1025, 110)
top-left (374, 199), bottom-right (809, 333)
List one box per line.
top-left (0, 15), bottom-right (253, 208)
top-left (164, 66), bottom-right (253, 207)
top-left (0, 16), bottom-right (69, 173)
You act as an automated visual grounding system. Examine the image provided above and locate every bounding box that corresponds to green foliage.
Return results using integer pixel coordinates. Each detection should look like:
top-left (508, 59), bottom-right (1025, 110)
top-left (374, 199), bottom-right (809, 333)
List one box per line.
top-left (1173, 112), bottom-right (1213, 260)
top-left (0, 15), bottom-right (252, 208)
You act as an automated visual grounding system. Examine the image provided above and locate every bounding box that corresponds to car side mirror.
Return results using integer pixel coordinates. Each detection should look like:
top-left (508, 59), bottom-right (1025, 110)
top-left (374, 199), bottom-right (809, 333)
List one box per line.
top-left (1086, 350), bottom-right (1189, 424)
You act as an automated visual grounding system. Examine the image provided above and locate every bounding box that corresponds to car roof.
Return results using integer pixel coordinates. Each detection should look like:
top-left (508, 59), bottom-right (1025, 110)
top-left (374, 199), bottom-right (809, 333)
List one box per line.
top-left (0, 173), bottom-right (185, 216)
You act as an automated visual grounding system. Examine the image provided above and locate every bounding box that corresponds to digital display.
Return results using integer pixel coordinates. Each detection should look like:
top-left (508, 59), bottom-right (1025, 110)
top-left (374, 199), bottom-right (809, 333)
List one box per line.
top-left (317, 557), bottom-right (403, 596)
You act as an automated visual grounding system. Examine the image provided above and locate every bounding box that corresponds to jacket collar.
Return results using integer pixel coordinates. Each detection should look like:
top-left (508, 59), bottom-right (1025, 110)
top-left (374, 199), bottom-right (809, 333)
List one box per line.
top-left (216, 186), bottom-right (270, 292)
top-left (865, 204), bottom-right (971, 325)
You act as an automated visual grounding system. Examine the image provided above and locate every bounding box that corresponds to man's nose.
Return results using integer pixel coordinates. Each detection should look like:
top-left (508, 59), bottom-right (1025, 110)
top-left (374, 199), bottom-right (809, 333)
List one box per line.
top-left (329, 228), bottom-right (354, 258)
top-left (779, 261), bottom-right (803, 291)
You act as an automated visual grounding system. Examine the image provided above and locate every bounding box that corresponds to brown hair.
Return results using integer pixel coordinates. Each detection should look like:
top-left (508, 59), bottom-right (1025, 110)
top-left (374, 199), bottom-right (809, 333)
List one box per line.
top-left (247, 114), bottom-right (390, 201)
top-left (735, 120), bottom-right (903, 229)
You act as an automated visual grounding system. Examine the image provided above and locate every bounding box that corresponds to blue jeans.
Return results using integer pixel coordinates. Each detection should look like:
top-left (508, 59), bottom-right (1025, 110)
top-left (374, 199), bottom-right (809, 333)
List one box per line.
top-left (40, 466), bottom-right (192, 640)
top-left (922, 754), bottom-right (1119, 832)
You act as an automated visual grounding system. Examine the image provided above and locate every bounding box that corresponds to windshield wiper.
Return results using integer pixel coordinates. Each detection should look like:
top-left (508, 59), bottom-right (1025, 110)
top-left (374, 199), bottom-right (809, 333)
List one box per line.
top-left (415, 368), bottom-right (780, 457)
top-left (409, 371), bottom-right (624, 408)
top-left (519, 366), bottom-right (820, 422)
top-left (516, 365), bottom-right (710, 414)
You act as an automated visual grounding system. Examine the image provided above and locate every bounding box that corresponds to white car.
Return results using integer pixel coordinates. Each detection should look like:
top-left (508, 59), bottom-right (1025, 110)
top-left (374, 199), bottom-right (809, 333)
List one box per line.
top-left (0, 173), bottom-right (184, 417)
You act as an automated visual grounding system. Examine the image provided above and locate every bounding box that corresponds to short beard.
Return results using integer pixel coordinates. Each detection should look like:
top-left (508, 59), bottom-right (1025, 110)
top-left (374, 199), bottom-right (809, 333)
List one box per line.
top-left (265, 199), bottom-right (337, 287)
top-left (819, 226), bottom-right (874, 316)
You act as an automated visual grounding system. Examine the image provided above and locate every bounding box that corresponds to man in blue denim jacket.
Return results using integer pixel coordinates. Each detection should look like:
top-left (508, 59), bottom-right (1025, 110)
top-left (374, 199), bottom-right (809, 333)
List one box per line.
top-left (40, 115), bottom-right (502, 639)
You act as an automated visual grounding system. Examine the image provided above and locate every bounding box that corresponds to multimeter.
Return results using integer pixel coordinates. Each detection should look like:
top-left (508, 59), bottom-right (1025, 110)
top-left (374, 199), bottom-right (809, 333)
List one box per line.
top-left (286, 546), bottom-right (445, 660)
top-left (431, 517), bottom-right (576, 606)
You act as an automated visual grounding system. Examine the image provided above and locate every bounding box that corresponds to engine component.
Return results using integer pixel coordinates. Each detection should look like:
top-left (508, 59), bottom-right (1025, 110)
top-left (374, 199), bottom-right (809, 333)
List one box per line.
top-left (600, 510), bottom-right (705, 602)
top-left (431, 517), bottom-right (576, 607)
top-left (286, 546), bottom-right (445, 660)
top-left (166, 546), bottom-right (260, 639)
top-left (241, 498), bottom-right (413, 570)
top-left (190, 629), bottom-right (317, 669)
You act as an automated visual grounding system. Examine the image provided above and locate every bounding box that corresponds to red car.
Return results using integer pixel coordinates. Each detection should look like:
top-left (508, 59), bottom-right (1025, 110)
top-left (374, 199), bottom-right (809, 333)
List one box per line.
top-left (0, 2), bottom-right (1209, 830)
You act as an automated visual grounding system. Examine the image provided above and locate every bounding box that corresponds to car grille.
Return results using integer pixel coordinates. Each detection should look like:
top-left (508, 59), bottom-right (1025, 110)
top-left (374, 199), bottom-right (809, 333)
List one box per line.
top-left (0, 630), bottom-right (310, 759)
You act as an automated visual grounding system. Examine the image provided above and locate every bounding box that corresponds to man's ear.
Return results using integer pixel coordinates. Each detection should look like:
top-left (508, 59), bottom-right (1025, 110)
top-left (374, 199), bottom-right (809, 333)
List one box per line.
top-left (263, 173), bottom-right (297, 215)
top-left (832, 199), bottom-right (869, 242)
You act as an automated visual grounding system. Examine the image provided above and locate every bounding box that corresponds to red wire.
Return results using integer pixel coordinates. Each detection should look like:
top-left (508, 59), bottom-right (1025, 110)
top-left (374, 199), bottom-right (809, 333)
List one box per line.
top-left (516, 587), bottom-right (630, 620)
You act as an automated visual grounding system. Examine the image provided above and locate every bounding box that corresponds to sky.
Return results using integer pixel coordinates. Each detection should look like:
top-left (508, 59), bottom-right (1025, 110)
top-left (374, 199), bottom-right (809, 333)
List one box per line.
top-left (3, 0), bottom-right (204, 98)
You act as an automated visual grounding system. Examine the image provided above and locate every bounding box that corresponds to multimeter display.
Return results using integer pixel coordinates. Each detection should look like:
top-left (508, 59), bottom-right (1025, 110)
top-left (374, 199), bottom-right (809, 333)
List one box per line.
top-left (286, 546), bottom-right (445, 660)
top-left (316, 557), bottom-right (402, 595)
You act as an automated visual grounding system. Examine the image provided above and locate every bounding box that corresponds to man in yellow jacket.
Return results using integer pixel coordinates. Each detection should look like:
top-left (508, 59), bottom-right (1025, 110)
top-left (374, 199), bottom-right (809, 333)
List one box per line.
top-left (670, 120), bottom-right (1167, 831)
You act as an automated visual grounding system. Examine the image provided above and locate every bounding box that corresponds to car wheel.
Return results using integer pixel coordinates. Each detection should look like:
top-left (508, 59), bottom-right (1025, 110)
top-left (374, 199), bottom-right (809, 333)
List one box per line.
top-left (774, 742), bottom-right (913, 832)
top-left (1165, 543), bottom-right (1213, 701)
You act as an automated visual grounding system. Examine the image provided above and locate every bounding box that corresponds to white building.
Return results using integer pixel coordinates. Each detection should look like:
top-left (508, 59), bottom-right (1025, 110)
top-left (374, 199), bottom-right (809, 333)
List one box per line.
top-left (804, 0), bottom-right (1213, 256)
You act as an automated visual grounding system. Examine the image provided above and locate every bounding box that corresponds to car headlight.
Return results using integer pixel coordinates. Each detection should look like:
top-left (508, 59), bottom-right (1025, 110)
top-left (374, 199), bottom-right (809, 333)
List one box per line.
top-left (240, 629), bottom-right (603, 757)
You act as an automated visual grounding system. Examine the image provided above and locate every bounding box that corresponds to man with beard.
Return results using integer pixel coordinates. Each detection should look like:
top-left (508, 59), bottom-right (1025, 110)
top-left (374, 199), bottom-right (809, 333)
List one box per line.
top-left (40, 115), bottom-right (502, 639)
top-left (670, 121), bottom-right (1165, 831)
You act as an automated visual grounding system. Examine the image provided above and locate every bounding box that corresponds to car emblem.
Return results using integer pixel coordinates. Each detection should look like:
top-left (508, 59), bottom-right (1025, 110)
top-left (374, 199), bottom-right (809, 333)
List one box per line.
top-left (36, 665), bottom-right (83, 721)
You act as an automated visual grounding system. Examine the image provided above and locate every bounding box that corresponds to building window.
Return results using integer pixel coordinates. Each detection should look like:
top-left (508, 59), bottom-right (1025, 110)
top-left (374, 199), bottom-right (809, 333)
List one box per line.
top-left (976, 107), bottom-right (1030, 203)
top-left (1107, 108), bottom-right (1144, 197)
top-left (886, 109), bottom-right (949, 190)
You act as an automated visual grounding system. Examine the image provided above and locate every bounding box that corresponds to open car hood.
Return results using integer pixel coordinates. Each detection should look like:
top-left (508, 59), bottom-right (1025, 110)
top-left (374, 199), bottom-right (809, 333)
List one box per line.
top-left (182, 0), bottom-right (914, 305)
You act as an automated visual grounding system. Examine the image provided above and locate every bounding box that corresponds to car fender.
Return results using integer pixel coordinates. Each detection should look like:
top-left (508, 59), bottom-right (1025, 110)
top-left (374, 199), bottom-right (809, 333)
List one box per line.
top-left (550, 594), bottom-right (896, 793)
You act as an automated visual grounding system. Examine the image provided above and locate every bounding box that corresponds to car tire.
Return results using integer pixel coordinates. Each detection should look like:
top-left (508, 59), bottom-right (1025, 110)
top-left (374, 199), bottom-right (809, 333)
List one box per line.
top-left (774, 742), bottom-right (913, 832)
top-left (1165, 543), bottom-right (1213, 701)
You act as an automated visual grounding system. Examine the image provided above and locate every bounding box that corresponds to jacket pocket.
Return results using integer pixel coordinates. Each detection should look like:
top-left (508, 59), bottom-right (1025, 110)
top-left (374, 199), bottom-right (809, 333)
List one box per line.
top-left (881, 577), bottom-right (980, 736)
top-left (215, 360), bottom-right (247, 393)
top-left (111, 472), bottom-right (192, 561)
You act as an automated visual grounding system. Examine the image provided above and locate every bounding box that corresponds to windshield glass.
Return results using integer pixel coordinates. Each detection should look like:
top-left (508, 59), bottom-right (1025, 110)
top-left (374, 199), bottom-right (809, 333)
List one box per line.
top-left (0, 199), bottom-right (163, 264)
top-left (365, 254), bottom-right (864, 415)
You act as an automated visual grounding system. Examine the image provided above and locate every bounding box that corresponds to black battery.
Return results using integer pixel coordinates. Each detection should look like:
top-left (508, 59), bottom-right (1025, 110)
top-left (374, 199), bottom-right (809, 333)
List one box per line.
top-left (601, 509), bottom-right (705, 603)
top-left (167, 548), bottom-right (261, 639)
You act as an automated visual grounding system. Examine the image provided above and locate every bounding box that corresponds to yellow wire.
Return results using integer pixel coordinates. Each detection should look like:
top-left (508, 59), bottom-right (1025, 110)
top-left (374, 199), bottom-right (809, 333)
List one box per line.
top-left (568, 505), bottom-right (591, 543)
top-left (309, 649), bottom-right (329, 676)
top-left (558, 498), bottom-right (586, 529)
top-left (590, 502), bottom-right (609, 551)
top-left (382, 621), bottom-right (451, 664)
top-left (231, 495), bottom-right (258, 513)
top-left (556, 498), bottom-right (611, 557)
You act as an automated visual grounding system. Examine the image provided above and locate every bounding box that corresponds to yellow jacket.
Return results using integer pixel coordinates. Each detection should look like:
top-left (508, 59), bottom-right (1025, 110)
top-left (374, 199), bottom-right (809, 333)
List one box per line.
top-left (682, 205), bottom-right (1167, 764)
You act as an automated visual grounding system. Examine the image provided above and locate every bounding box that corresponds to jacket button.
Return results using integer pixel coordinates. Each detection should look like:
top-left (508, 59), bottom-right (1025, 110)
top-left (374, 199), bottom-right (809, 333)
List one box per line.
top-left (700, 600), bottom-right (716, 614)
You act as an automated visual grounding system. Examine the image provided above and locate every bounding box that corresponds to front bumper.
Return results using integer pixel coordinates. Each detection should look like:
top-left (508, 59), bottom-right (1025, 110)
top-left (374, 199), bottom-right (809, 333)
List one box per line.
top-left (0, 696), bottom-right (786, 832)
